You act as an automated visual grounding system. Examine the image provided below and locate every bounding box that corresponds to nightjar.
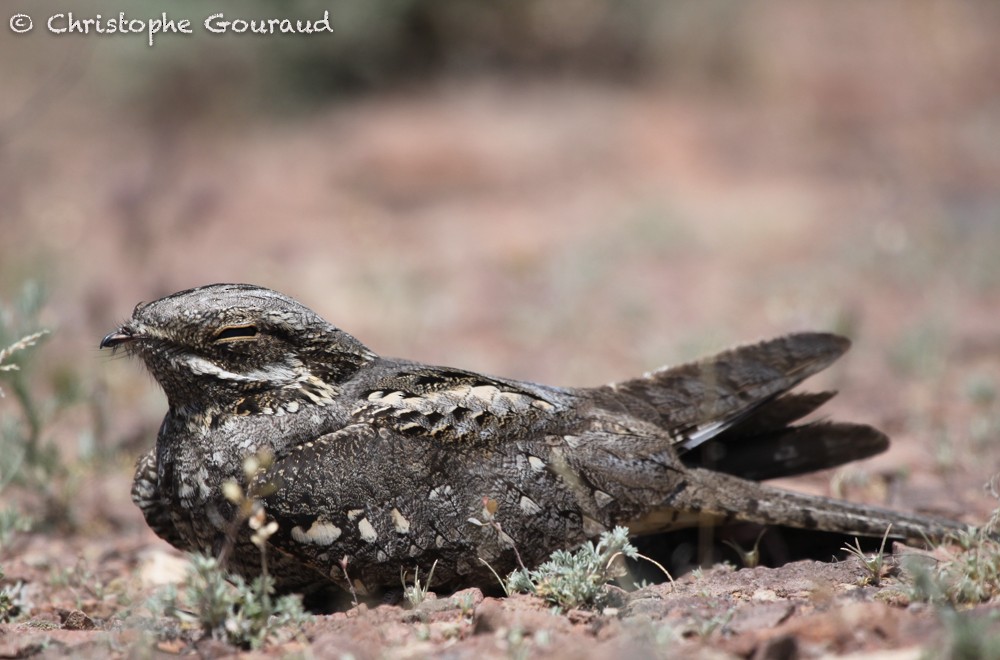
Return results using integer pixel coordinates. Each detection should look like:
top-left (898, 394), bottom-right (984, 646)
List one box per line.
top-left (101, 284), bottom-right (968, 596)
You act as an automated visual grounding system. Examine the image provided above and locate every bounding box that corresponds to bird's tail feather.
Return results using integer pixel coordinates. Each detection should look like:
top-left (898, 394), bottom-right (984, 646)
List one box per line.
top-left (601, 333), bottom-right (852, 450)
top-left (630, 466), bottom-right (968, 543)
top-left (684, 421), bottom-right (889, 481)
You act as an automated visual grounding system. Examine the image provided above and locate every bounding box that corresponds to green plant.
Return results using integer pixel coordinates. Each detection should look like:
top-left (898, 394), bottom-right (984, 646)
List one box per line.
top-left (402, 559), bottom-right (438, 608)
top-left (930, 608), bottom-right (1000, 660)
top-left (0, 504), bottom-right (31, 551)
top-left (723, 528), bottom-right (767, 569)
top-left (506, 526), bottom-right (645, 610)
top-left (908, 478), bottom-right (1000, 606)
top-left (0, 282), bottom-right (52, 465)
top-left (150, 553), bottom-right (308, 650)
top-left (0, 282), bottom-right (94, 536)
top-left (457, 591), bottom-right (476, 617)
top-left (0, 316), bottom-right (47, 551)
top-left (0, 330), bottom-right (49, 399)
top-left (841, 524), bottom-right (892, 587)
top-left (150, 452), bottom-right (309, 649)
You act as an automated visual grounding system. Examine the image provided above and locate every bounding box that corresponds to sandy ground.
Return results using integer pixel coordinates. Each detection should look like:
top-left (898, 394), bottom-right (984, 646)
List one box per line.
top-left (1, 14), bottom-right (1000, 654)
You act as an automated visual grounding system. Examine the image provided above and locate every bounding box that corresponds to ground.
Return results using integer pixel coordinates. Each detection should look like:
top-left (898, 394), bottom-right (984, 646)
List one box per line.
top-left (2, 21), bottom-right (1000, 656)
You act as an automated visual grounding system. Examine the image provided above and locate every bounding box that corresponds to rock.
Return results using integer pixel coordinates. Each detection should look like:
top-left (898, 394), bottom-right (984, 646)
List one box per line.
top-left (58, 609), bottom-right (95, 631)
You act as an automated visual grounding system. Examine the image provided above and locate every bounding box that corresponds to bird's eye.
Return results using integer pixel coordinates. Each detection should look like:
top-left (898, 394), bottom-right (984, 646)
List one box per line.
top-left (214, 325), bottom-right (259, 342)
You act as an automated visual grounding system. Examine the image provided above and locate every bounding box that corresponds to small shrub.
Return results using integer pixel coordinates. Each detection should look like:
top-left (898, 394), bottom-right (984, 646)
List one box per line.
top-left (402, 559), bottom-right (438, 608)
top-left (934, 607), bottom-right (1000, 660)
top-left (908, 477), bottom-right (1000, 605)
top-left (506, 526), bottom-right (639, 610)
top-left (0, 316), bottom-right (46, 552)
top-left (841, 525), bottom-right (892, 587)
top-left (149, 553), bottom-right (308, 650)
top-left (723, 528), bottom-right (767, 569)
top-left (150, 453), bottom-right (308, 649)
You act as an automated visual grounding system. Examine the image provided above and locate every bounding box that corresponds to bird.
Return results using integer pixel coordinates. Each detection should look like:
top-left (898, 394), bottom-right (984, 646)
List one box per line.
top-left (101, 283), bottom-right (968, 597)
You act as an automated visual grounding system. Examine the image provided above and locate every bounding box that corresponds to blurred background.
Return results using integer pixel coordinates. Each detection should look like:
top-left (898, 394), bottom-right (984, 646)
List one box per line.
top-left (1, 0), bottom-right (999, 572)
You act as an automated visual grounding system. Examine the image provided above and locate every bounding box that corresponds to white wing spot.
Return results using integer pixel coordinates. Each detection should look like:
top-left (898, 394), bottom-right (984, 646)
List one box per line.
top-left (498, 391), bottom-right (531, 412)
top-left (358, 517), bottom-right (378, 543)
top-left (594, 491), bottom-right (614, 508)
top-left (368, 390), bottom-right (405, 406)
top-left (291, 520), bottom-right (342, 546)
top-left (527, 456), bottom-right (546, 472)
top-left (469, 385), bottom-right (501, 402)
top-left (428, 485), bottom-right (453, 500)
top-left (391, 508), bottom-right (411, 534)
top-left (435, 535), bottom-right (445, 548)
top-left (583, 515), bottom-right (607, 536)
top-left (347, 508), bottom-right (364, 521)
top-left (519, 496), bottom-right (542, 515)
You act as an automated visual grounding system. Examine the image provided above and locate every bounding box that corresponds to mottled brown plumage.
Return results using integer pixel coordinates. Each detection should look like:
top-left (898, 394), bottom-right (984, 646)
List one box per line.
top-left (102, 284), bottom-right (967, 596)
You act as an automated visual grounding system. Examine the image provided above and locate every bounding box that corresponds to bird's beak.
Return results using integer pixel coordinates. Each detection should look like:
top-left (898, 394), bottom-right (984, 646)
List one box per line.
top-left (100, 327), bottom-right (135, 349)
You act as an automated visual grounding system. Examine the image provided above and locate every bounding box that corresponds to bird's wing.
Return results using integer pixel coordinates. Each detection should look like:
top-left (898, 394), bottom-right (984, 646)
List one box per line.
top-left (255, 424), bottom-right (416, 592)
top-left (255, 421), bottom-right (536, 593)
top-left (592, 333), bottom-right (848, 447)
top-left (587, 333), bottom-right (887, 479)
top-left (348, 362), bottom-right (574, 445)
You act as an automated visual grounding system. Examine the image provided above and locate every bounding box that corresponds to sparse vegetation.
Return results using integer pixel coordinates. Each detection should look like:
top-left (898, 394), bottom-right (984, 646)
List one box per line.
top-left (149, 553), bottom-right (308, 650)
top-left (0, 296), bottom-right (50, 531)
top-left (0, 330), bottom-right (49, 399)
top-left (933, 608), bottom-right (1000, 660)
top-left (5, 8), bottom-right (1000, 653)
top-left (0, 294), bottom-right (47, 616)
top-left (506, 526), bottom-right (639, 611)
top-left (402, 559), bottom-right (439, 608)
top-left (842, 525), bottom-right (892, 587)
top-left (0, 282), bottom-right (93, 538)
top-left (723, 528), bottom-right (767, 569)
top-left (0, 283), bottom-right (54, 466)
top-left (147, 452), bottom-right (309, 650)
top-left (0, 497), bottom-right (31, 552)
top-left (908, 478), bottom-right (1000, 606)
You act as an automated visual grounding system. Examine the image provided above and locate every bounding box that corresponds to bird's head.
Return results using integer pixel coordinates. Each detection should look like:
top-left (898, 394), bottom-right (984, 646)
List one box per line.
top-left (101, 284), bottom-right (375, 411)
